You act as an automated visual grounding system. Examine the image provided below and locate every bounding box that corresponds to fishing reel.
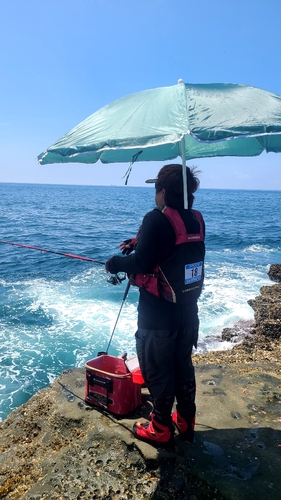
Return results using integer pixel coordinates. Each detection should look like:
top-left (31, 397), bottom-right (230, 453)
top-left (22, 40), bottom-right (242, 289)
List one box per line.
top-left (107, 273), bottom-right (127, 285)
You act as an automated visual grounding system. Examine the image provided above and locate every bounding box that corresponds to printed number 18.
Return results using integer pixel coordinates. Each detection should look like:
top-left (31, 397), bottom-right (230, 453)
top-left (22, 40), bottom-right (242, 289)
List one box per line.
top-left (192, 267), bottom-right (198, 277)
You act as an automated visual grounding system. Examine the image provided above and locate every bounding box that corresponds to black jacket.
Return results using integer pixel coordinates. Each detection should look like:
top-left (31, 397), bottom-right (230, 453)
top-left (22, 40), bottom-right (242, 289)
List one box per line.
top-left (107, 206), bottom-right (205, 330)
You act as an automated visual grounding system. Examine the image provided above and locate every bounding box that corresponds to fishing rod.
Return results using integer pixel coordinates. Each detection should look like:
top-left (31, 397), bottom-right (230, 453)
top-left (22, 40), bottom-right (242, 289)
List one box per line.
top-left (0, 239), bottom-right (105, 265)
top-left (0, 239), bottom-right (126, 285)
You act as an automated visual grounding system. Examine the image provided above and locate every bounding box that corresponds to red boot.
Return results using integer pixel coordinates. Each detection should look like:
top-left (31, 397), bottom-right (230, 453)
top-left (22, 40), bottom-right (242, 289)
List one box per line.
top-left (172, 410), bottom-right (195, 442)
top-left (133, 414), bottom-right (174, 448)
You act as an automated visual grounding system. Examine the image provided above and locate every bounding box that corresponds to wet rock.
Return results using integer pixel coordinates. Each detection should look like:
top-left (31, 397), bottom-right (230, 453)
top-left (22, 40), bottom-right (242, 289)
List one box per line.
top-left (248, 283), bottom-right (281, 339)
top-left (268, 264), bottom-right (281, 282)
top-left (221, 320), bottom-right (256, 343)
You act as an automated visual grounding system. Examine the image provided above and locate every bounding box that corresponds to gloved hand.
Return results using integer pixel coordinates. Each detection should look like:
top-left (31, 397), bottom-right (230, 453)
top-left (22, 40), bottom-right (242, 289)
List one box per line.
top-left (120, 238), bottom-right (136, 255)
top-left (105, 256), bottom-right (119, 274)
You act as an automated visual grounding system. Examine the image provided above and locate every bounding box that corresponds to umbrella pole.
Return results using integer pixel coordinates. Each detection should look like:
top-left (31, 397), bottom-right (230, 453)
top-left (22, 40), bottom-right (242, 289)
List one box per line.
top-left (181, 136), bottom-right (188, 209)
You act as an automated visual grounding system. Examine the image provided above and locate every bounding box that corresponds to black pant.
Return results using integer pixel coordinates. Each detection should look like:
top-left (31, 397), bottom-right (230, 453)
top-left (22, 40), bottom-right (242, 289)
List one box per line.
top-left (135, 324), bottom-right (197, 401)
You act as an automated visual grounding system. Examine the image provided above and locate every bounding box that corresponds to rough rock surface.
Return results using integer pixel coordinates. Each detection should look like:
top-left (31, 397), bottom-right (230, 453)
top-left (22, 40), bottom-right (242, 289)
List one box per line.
top-left (194, 283), bottom-right (281, 368)
top-left (248, 283), bottom-right (281, 340)
top-left (220, 320), bottom-right (255, 344)
top-left (1, 284), bottom-right (281, 500)
top-left (267, 264), bottom-right (281, 283)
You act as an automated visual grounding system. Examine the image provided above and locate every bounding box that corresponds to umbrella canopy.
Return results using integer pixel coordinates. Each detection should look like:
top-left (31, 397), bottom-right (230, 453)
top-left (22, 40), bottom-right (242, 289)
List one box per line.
top-left (37, 80), bottom-right (281, 207)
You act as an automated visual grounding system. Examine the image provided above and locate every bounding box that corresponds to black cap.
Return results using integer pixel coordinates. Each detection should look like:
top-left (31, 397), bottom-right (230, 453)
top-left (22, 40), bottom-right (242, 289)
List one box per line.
top-left (145, 178), bottom-right (158, 183)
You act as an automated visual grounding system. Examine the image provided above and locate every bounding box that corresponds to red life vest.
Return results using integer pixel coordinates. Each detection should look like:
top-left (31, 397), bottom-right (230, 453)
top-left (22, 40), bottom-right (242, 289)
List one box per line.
top-left (130, 206), bottom-right (205, 304)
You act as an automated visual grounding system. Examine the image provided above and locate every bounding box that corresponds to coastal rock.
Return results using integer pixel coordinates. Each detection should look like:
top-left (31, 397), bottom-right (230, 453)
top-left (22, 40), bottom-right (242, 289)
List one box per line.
top-left (220, 320), bottom-right (256, 343)
top-left (194, 282), bottom-right (281, 367)
top-left (248, 283), bottom-right (281, 339)
top-left (1, 281), bottom-right (281, 500)
top-left (267, 264), bottom-right (281, 283)
top-left (1, 364), bottom-right (281, 500)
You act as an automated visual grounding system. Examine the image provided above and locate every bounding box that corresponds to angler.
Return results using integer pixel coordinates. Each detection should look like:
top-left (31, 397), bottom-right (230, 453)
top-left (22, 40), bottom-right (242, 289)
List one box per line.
top-left (105, 164), bottom-right (206, 448)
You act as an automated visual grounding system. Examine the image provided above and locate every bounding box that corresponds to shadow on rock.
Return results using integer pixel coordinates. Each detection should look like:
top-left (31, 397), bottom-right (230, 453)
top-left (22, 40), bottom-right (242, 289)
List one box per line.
top-left (149, 425), bottom-right (281, 500)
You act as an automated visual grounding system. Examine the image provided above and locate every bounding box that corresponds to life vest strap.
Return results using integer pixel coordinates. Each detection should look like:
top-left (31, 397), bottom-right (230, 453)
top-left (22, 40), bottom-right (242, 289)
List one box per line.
top-left (161, 206), bottom-right (204, 244)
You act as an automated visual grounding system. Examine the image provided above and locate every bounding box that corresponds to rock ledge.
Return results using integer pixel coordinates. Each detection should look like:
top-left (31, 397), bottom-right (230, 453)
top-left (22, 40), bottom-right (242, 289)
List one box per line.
top-left (1, 283), bottom-right (281, 500)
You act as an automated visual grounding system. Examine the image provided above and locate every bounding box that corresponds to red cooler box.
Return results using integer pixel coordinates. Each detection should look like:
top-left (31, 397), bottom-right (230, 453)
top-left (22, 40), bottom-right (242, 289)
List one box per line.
top-left (85, 355), bottom-right (142, 415)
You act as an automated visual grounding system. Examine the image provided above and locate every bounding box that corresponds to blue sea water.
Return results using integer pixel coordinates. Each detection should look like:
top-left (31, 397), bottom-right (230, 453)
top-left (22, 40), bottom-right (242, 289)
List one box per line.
top-left (0, 183), bottom-right (281, 421)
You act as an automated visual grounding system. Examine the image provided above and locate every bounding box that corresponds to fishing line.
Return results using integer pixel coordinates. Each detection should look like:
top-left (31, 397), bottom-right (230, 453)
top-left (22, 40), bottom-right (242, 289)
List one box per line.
top-left (106, 280), bottom-right (130, 353)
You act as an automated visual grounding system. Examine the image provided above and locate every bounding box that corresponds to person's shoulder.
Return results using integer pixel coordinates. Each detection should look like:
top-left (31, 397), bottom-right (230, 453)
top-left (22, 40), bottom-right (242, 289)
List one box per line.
top-left (142, 207), bottom-right (170, 229)
top-left (178, 208), bottom-right (204, 219)
top-left (143, 207), bottom-right (166, 221)
top-left (191, 208), bottom-right (205, 224)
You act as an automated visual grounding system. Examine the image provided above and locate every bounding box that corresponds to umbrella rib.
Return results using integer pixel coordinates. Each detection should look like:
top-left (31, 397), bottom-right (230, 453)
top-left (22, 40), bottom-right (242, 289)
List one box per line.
top-left (189, 130), bottom-right (281, 144)
top-left (49, 140), bottom-right (181, 159)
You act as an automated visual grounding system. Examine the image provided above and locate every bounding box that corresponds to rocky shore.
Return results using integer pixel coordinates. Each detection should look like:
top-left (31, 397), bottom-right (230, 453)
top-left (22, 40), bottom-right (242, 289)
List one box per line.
top-left (0, 266), bottom-right (281, 500)
top-left (194, 282), bottom-right (281, 370)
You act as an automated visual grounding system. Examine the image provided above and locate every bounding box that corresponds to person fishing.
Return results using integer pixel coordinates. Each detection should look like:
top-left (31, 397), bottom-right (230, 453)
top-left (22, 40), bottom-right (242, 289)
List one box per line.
top-left (105, 164), bottom-right (205, 448)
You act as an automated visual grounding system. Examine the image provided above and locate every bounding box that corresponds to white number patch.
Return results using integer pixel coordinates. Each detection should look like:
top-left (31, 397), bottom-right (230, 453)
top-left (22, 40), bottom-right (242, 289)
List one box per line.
top-left (185, 261), bottom-right (203, 284)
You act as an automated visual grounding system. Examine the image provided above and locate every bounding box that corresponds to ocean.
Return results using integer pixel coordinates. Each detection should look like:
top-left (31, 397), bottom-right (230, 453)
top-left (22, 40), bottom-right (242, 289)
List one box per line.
top-left (0, 183), bottom-right (281, 422)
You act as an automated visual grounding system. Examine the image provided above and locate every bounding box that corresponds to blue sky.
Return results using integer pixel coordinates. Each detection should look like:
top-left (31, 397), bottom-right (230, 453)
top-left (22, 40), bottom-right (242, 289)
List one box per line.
top-left (0, 0), bottom-right (281, 190)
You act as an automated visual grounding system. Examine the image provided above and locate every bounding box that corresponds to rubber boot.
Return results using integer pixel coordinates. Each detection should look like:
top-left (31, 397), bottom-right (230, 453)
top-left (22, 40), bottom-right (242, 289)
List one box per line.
top-left (172, 408), bottom-right (195, 443)
top-left (174, 379), bottom-right (196, 442)
top-left (133, 396), bottom-right (175, 448)
top-left (133, 412), bottom-right (174, 448)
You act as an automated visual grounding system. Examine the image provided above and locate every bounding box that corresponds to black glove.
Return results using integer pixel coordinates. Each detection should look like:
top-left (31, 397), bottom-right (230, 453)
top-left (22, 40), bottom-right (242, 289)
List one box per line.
top-left (120, 238), bottom-right (136, 255)
top-left (105, 256), bottom-right (119, 274)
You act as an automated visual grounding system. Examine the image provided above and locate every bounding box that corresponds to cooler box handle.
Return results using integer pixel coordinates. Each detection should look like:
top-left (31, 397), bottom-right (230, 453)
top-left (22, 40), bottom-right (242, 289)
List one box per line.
top-left (86, 372), bottom-right (114, 408)
top-left (88, 372), bottom-right (113, 393)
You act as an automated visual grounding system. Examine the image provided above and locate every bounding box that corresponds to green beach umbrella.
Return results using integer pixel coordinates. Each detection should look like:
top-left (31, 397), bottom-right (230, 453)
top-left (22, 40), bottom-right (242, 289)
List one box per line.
top-left (38, 80), bottom-right (281, 208)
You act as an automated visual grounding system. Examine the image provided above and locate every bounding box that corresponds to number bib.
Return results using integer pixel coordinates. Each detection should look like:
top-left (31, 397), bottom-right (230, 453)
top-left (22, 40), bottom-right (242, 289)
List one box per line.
top-left (185, 261), bottom-right (203, 284)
